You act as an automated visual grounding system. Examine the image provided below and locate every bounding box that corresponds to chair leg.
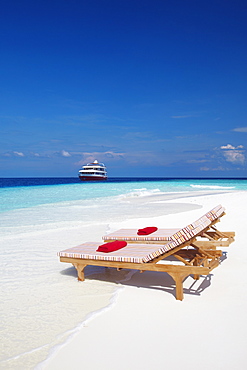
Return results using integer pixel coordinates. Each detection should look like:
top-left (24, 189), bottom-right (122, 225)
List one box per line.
top-left (168, 272), bottom-right (189, 301)
top-left (73, 263), bottom-right (86, 281)
top-left (193, 259), bottom-right (200, 280)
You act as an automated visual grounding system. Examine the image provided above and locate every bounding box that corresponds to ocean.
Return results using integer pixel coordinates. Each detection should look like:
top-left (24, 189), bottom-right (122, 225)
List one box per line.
top-left (1, 177), bottom-right (246, 369)
top-left (1, 177), bottom-right (247, 213)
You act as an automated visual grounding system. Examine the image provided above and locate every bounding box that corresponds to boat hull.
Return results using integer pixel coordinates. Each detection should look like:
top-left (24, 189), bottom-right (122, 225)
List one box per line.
top-left (79, 175), bottom-right (107, 181)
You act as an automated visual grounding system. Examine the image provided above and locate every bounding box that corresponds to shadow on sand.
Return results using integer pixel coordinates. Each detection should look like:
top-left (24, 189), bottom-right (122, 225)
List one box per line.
top-left (60, 251), bottom-right (228, 300)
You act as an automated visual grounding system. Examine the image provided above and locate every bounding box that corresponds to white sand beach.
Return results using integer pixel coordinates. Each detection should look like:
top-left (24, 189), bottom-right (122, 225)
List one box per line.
top-left (41, 191), bottom-right (247, 370)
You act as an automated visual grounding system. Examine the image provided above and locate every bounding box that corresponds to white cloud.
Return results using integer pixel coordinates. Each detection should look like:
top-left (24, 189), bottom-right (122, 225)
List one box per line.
top-left (75, 150), bottom-right (174, 168)
top-left (61, 150), bottom-right (71, 157)
top-left (232, 127), bottom-right (247, 133)
top-left (223, 151), bottom-right (245, 164)
top-left (220, 144), bottom-right (245, 165)
top-left (75, 151), bottom-right (125, 166)
top-left (187, 159), bottom-right (208, 163)
top-left (220, 144), bottom-right (235, 150)
top-left (200, 166), bottom-right (226, 171)
top-left (220, 144), bottom-right (244, 150)
top-left (13, 151), bottom-right (25, 157)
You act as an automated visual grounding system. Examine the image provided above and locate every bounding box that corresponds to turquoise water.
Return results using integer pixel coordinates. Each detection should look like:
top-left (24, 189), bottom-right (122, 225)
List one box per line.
top-left (0, 178), bottom-right (247, 213)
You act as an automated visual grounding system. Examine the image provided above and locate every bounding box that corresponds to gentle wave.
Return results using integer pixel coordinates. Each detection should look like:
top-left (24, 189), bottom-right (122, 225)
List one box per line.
top-left (190, 184), bottom-right (235, 190)
top-left (117, 188), bottom-right (162, 199)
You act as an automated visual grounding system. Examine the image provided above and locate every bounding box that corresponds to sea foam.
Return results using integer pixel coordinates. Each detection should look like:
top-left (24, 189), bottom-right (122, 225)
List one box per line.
top-left (190, 184), bottom-right (235, 190)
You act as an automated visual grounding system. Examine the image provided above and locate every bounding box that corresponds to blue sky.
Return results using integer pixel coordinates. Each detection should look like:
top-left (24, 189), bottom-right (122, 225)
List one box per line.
top-left (0, 0), bottom-right (246, 177)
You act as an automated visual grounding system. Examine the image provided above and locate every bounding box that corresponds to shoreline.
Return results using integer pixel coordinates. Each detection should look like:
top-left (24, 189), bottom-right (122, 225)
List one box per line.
top-left (40, 191), bottom-right (247, 370)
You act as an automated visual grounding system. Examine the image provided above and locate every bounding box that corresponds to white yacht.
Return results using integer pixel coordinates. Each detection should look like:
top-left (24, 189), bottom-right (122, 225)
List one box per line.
top-left (78, 160), bottom-right (107, 181)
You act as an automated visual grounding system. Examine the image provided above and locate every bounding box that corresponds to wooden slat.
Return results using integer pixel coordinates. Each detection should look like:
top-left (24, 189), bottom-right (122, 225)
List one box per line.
top-left (60, 256), bottom-right (210, 275)
top-left (193, 240), bottom-right (227, 249)
top-left (173, 254), bottom-right (193, 266)
top-left (209, 259), bottom-right (220, 270)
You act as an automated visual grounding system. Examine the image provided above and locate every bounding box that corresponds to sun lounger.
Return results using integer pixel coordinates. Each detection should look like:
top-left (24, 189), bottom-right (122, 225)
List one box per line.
top-left (102, 205), bottom-right (235, 247)
top-left (58, 205), bottom-right (234, 300)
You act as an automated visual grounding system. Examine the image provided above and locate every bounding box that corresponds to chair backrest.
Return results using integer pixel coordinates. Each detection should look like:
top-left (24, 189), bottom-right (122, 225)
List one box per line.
top-left (205, 204), bottom-right (225, 221)
top-left (142, 205), bottom-right (225, 262)
top-left (170, 205), bottom-right (224, 245)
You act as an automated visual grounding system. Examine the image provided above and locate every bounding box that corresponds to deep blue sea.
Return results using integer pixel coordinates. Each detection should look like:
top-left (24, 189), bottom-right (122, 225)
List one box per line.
top-left (1, 177), bottom-right (247, 213)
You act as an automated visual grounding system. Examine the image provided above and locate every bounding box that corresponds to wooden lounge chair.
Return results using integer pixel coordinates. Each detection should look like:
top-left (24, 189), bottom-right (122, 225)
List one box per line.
top-left (58, 205), bottom-right (234, 300)
top-left (102, 205), bottom-right (235, 248)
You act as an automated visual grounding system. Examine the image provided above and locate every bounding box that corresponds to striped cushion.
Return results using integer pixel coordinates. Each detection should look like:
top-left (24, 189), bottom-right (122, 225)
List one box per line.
top-left (59, 205), bottom-right (225, 263)
top-left (58, 242), bottom-right (176, 263)
top-left (102, 228), bottom-right (180, 242)
top-left (206, 205), bottom-right (225, 221)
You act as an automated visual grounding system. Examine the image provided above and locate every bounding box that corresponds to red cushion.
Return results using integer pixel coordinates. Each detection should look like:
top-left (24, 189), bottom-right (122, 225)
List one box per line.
top-left (137, 227), bottom-right (158, 235)
top-left (97, 240), bottom-right (127, 253)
